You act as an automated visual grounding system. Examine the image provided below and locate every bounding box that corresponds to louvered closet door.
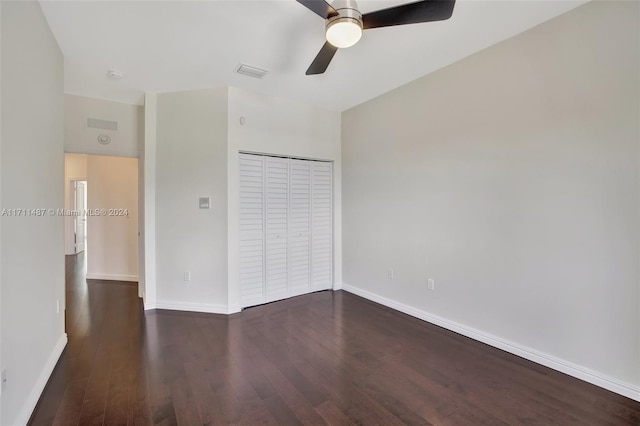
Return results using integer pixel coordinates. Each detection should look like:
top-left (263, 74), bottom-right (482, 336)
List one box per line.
top-left (265, 157), bottom-right (289, 302)
top-left (311, 161), bottom-right (333, 290)
top-left (239, 154), bottom-right (333, 308)
top-left (288, 160), bottom-right (311, 296)
top-left (239, 154), bottom-right (266, 307)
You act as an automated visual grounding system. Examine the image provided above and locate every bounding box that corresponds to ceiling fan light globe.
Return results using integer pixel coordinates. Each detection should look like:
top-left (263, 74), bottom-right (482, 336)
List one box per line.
top-left (326, 19), bottom-right (362, 48)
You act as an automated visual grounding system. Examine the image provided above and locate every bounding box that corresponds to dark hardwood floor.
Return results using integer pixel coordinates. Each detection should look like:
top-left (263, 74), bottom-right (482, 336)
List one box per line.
top-left (29, 253), bottom-right (640, 425)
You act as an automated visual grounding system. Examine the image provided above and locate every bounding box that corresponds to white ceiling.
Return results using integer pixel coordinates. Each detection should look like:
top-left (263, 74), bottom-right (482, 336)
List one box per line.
top-left (40, 0), bottom-right (588, 111)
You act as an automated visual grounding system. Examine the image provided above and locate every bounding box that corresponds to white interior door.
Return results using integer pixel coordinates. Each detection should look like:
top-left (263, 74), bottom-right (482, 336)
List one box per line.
top-left (74, 181), bottom-right (87, 253)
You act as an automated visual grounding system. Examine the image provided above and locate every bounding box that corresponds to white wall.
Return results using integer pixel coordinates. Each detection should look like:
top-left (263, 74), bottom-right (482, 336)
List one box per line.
top-left (227, 87), bottom-right (342, 311)
top-left (342, 1), bottom-right (639, 398)
top-left (63, 153), bottom-right (88, 254)
top-left (86, 155), bottom-right (139, 281)
top-left (154, 88), bottom-right (229, 312)
top-left (64, 94), bottom-right (142, 158)
top-left (0, 2), bottom-right (66, 424)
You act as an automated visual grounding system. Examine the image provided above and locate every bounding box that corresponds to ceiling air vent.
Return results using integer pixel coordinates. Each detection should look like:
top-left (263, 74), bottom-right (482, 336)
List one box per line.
top-left (235, 63), bottom-right (268, 79)
top-left (87, 118), bottom-right (118, 131)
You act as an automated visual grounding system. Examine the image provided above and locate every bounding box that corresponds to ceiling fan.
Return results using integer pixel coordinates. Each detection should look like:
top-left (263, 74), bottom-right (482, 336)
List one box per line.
top-left (297, 0), bottom-right (456, 75)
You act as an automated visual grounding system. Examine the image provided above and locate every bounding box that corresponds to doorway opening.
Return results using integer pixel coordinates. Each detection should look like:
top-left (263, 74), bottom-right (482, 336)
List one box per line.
top-left (71, 180), bottom-right (87, 254)
top-left (63, 153), bottom-right (140, 332)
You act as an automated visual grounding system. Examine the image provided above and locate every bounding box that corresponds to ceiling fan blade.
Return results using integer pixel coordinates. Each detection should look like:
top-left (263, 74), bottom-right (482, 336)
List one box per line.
top-left (306, 42), bottom-right (339, 75)
top-left (296, 0), bottom-right (339, 19)
top-left (362, 0), bottom-right (456, 30)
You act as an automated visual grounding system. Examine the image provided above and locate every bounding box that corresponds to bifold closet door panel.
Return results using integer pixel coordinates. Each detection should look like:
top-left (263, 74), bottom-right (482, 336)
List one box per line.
top-left (289, 160), bottom-right (312, 295)
top-left (265, 157), bottom-right (289, 301)
top-left (311, 161), bottom-right (333, 290)
top-left (239, 154), bottom-right (266, 306)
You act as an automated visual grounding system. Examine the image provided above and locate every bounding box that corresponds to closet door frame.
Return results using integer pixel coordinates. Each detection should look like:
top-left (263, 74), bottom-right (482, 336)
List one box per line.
top-left (238, 151), bottom-right (334, 308)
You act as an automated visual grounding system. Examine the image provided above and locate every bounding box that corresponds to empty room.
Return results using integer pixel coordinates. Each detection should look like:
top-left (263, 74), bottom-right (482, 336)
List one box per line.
top-left (1, 0), bottom-right (639, 424)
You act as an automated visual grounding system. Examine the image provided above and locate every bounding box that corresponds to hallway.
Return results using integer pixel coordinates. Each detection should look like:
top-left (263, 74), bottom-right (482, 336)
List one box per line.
top-left (29, 253), bottom-right (147, 425)
top-left (29, 254), bottom-right (640, 425)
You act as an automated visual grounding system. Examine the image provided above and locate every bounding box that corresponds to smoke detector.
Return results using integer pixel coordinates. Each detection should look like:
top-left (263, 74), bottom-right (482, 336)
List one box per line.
top-left (97, 134), bottom-right (111, 145)
top-left (107, 70), bottom-right (123, 80)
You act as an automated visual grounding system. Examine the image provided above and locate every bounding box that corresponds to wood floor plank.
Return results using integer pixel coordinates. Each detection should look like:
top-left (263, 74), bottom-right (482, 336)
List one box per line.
top-left (50, 378), bottom-right (88, 426)
top-left (314, 401), bottom-right (356, 426)
top-left (103, 366), bottom-right (130, 426)
top-left (236, 407), bottom-right (280, 426)
top-left (127, 362), bottom-right (153, 426)
top-left (262, 394), bottom-right (304, 426)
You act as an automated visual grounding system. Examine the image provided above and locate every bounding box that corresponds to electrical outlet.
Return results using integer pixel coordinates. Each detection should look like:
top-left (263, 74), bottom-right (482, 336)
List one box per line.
top-left (427, 278), bottom-right (435, 291)
top-left (387, 269), bottom-right (394, 279)
top-left (1, 369), bottom-right (7, 393)
top-left (184, 271), bottom-right (191, 282)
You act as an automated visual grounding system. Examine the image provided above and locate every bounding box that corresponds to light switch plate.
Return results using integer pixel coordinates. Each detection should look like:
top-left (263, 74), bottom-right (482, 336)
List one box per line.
top-left (199, 197), bottom-right (211, 209)
top-left (428, 279), bottom-right (435, 291)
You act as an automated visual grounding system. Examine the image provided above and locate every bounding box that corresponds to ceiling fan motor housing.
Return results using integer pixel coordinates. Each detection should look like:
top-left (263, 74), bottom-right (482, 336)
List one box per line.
top-left (328, 0), bottom-right (362, 22)
top-left (326, 0), bottom-right (363, 48)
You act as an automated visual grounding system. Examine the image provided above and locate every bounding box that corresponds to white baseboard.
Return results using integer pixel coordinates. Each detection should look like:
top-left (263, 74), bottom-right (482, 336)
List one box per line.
top-left (15, 333), bottom-right (67, 426)
top-left (86, 273), bottom-right (138, 282)
top-left (341, 283), bottom-right (640, 402)
top-left (143, 298), bottom-right (155, 311)
top-left (228, 305), bottom-right (242, 314)
top-left (154, 300), bottom-right (239, 315)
